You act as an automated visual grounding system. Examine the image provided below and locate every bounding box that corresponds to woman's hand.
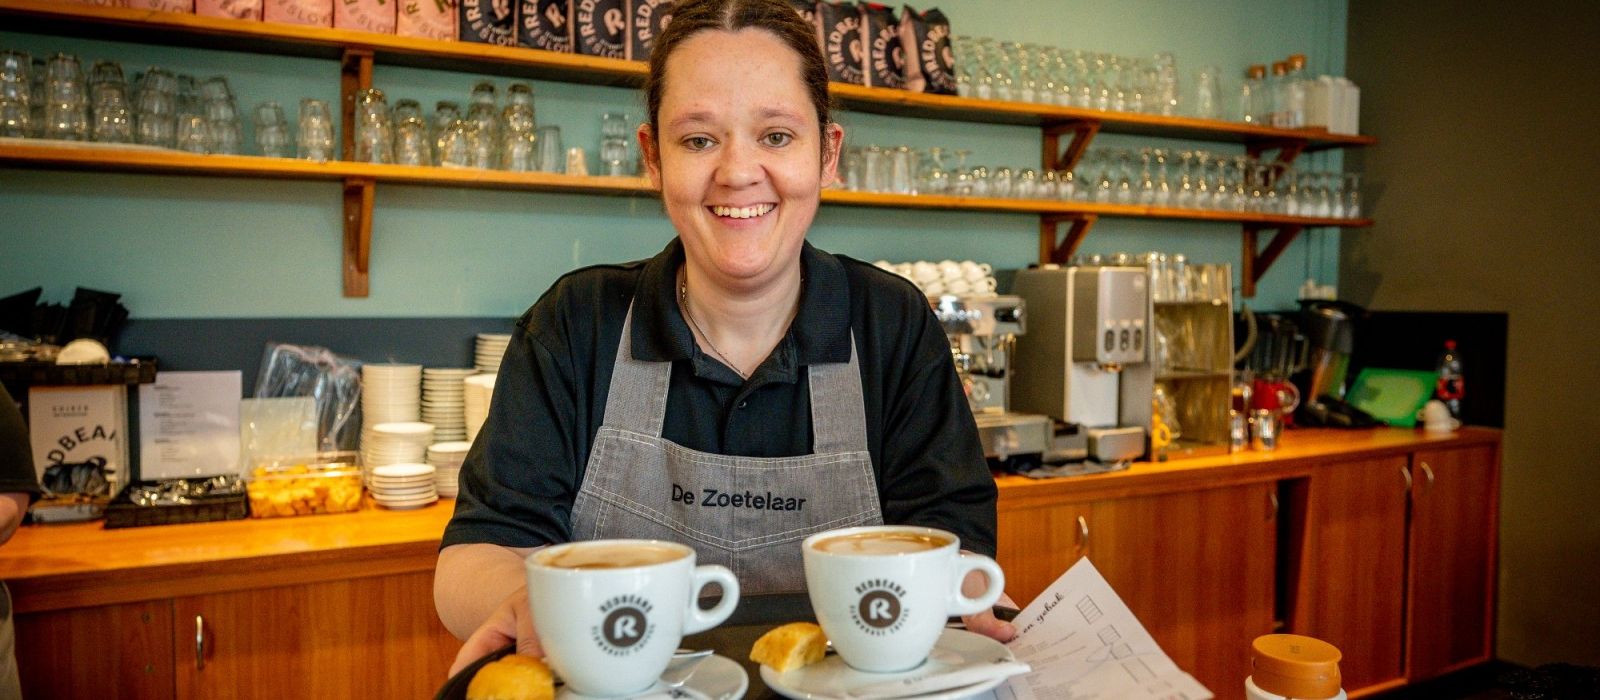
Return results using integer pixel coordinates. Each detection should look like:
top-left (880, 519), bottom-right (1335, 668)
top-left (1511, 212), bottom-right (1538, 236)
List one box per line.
top-left (959, 565), bottom-right (1018, 642)
top-left (448, 586), bottom-right (543, 676)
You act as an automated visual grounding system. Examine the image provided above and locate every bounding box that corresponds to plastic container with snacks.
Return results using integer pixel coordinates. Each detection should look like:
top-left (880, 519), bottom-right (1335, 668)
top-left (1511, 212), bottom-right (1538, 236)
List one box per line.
top-left (247, 451), bottom-right (364, 518)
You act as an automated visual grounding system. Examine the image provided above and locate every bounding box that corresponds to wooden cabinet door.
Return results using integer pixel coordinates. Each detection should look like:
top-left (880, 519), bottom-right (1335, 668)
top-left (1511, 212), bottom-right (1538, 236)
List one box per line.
top-left (1407, 445), bottom-right (1498, 680)
top-left (173, 571), bottom-right (460, 699)
top-left (14, 599), bottom-right (175, 700)
top-left (1088, 482), bottom-right (1279, 698)
top-left (1296, 455), bottom-right (1410, 695)
top-left (996, 499), bottom-right (1091, 605)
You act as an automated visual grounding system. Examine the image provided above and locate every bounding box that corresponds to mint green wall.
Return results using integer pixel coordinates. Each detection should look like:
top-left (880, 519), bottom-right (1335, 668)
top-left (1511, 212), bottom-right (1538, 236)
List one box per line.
top-left (1, 0), bottom-right (1348, 319)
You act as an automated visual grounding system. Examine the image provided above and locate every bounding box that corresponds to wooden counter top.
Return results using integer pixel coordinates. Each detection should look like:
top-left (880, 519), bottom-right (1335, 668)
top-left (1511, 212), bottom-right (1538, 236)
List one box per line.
top-left (0, 427), bottom-right (1499, 614)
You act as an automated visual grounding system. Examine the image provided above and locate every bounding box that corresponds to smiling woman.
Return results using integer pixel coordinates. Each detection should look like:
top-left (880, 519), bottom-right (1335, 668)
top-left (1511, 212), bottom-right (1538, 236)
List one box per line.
top-left (433, 0), bottom-right (1010, 676)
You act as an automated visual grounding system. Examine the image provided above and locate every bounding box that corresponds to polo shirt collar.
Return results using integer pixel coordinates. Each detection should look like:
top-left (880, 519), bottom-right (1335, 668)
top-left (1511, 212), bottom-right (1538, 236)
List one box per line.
top-left (630, 238), bottom-right (852, 372)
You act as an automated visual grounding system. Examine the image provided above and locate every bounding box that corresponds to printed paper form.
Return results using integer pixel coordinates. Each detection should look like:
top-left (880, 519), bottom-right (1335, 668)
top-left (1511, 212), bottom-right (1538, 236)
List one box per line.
top-left (977, 558), bottom-right (1213, 700)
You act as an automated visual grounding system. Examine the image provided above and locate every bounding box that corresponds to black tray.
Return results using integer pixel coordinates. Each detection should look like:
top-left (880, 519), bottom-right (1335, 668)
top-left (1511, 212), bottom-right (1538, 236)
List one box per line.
top-left (103, 484), bottom-right (249, 529)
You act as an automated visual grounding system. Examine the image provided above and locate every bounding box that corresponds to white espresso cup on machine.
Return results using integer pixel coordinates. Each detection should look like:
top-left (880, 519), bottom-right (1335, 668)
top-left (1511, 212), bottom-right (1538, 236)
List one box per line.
top-left (526, 540), bottom-right (740, 696)
top-left (803, 525), bottom-right (1004, 673)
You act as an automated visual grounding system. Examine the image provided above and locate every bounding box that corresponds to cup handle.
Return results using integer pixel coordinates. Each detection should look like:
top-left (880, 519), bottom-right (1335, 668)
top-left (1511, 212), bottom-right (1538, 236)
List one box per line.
top-left (683, 565), bottom-right (740, 636)
top-left (947, 553), bottom-right (1005, 617)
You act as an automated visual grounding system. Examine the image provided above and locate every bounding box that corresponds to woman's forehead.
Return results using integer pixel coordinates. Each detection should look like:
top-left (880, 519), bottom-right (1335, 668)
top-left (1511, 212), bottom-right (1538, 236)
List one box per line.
top-left (657, 28), bottom-right (815, 124)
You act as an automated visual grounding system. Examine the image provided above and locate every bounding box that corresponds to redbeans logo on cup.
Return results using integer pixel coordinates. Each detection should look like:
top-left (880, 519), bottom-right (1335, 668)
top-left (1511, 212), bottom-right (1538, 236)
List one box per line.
top-left (850, 578), bottom-right (908, 635)
top-left (593, 594), bottom-right (654, 656)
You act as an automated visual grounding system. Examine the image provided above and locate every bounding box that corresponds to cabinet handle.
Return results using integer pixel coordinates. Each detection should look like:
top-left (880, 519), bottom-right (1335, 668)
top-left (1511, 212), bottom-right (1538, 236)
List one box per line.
top-left (1420, 462), bottom-right (1436, 493)
top-left (1076, 515), bottom-right (1089, 550)
top-left (1269, 491), bottom-right (1280, 520)
top-left (195, 614), bottom-right (205, 671)
top-left (1401, 465), bottom-right (1413, 492)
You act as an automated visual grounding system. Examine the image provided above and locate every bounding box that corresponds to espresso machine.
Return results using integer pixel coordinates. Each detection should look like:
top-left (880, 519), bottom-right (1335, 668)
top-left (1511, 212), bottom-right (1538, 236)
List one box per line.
top-left (934, 295), bottom-right (1053, 469)
top-left (1010, 265), bottom-right (1154, 464)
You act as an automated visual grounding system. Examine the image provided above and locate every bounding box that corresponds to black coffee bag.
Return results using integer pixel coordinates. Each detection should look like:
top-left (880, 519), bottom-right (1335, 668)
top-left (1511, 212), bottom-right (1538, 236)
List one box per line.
top-left (818, 1), bottom-right (864, 85)
top-left (786, 0), bottom-right (816, 29)
top-left (460, 0), bottom-right (515, 45)
top-left (518, 0), bottom-right (572, 52)
top-left (626, 0), bottom-right (672, 61)
top-left (860, 2), bottom-right (903, 89)
top-left (571, 0), bottom-right (627, 59)
top-left (899, 5), bottom-right (954, 94)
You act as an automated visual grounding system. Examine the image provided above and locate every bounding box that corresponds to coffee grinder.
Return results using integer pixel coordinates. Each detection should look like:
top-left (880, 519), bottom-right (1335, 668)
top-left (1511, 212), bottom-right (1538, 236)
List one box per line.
top-left (1010, 265), bottom-right (1153, 463)
top-left (934, 295), bottom-right (1054, 470)
top-left (1296, 299), bottom-right (1379, 427)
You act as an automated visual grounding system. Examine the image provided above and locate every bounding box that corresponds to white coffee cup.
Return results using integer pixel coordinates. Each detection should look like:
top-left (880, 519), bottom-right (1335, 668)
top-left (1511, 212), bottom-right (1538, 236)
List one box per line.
top-left (802, 525), bottom-right (1004, 673)
top-left (938, 259), bottom-right (963, 280)
top-left (961, 261), bottom-right (992, 282)
top-left (1418, 400), bottom-right (1461, 433)
top-left (911, 261), bottom-right (939, 283)
top-left (526, 540), bottom-right (739, 696)
top-left (922, 280), bottom-right (947, 297)
top-left (946, 277), bottom-right (973, 295)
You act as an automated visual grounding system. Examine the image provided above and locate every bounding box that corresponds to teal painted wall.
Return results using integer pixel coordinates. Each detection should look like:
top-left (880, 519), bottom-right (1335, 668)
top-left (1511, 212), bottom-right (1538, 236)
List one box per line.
top-left (0, 0), bottom-right (1349, 319)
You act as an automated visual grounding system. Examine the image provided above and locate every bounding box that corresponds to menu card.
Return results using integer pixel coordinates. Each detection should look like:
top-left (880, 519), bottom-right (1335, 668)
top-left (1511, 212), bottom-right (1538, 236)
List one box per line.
top-left (988, 558), bottom-right (1214, 700)
top-left (138, 371), bottom-right (242, 479)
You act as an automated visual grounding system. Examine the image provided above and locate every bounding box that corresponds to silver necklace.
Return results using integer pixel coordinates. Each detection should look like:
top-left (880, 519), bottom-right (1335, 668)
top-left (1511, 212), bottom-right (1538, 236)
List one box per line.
top-left (680, 279), bottom-right (748, 379)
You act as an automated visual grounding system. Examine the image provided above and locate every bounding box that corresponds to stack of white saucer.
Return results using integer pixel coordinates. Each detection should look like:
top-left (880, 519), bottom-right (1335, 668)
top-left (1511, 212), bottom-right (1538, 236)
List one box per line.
top-left (421, 368), bottom-right (473, 442)
top-left (427, 441), bottom-right (470, 498)
top-left (363, 421), bottom-right (435, 478)
top-left (464, 373), bottom-right (497, 443)
top-left (475, 333), bottom-right (512, 373)
top-left (369, 463), bottom-right (438, 509)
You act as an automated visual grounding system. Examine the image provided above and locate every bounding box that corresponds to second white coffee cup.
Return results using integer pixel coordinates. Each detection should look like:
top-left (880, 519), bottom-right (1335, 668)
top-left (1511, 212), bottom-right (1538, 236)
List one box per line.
top-left (803, 525), bottom-right (1004, 673)
top-left (526, 539), bottom-right (739, 696)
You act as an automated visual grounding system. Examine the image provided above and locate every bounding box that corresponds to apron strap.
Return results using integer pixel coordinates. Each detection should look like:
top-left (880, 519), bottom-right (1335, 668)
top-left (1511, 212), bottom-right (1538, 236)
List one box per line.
top-left (601, 305), bottom-right (671, 437)
top-left (808, 331), bottom-right (870, 454)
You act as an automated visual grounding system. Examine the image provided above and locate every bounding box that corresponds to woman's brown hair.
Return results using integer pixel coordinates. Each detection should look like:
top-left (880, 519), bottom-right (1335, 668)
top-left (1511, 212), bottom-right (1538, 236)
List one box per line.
top-left (643, 0), bottom-right (833, 141)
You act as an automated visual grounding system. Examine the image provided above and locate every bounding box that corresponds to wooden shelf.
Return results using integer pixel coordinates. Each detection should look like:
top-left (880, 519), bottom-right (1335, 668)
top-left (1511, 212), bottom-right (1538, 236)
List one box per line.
top-left (0, 141), bottom-right (1373, 229)
top-left (1, 0), bottom-right (1375, 149)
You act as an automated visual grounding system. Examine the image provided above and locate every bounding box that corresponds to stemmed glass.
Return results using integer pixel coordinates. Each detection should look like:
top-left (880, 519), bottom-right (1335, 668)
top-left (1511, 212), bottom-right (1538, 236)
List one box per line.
top-left (920, 147), bottom-right (949, 194)
top-left (1343, 173), bottom-right (1362, 218)
top-left (1137, 148), bottom-right (1156, 205)
top-left (1152, 149), bottom-right (1171, 207)
top-left (1174, 150), bottom-right (1196, 208)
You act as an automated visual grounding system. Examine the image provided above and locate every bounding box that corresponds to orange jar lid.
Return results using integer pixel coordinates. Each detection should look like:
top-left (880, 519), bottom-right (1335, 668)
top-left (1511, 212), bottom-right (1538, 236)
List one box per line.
top-left (1251, 634), bottom-right (1343, 699)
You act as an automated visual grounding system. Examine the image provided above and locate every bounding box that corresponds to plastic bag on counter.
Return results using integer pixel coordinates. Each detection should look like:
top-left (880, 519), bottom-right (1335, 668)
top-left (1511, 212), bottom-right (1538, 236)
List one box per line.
top-left (254, 342), bottom-right (362, 452)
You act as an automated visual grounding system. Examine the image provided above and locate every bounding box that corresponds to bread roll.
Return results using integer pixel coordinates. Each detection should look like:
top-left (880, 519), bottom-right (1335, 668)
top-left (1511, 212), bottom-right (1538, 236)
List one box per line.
top-left (750, 621), bottom-right (828, 672)
top-left (466, 653), bottom-right (554, 700)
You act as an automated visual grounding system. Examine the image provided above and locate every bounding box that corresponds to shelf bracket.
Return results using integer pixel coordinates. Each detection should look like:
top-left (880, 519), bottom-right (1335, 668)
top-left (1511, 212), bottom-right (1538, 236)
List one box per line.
top-left (343, 177), bottom-right (375, 297)
top-left (340, 48), bottom-right (374, 162)
top-left (1247, 137), bottom-right (1307, 190)
top-left (1042, 119), bottom-right (1101, 172)
top-left (1240, 223), bottom-right (1304, 298)
top-left (339, 49), bottom-right (375, 297)
top-left (1040, 214), bottom-right (1098, 265)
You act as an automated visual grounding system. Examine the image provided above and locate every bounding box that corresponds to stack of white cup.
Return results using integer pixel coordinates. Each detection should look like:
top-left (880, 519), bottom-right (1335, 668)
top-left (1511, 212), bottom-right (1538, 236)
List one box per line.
top-left (874, 259), bottom-right (998, 298)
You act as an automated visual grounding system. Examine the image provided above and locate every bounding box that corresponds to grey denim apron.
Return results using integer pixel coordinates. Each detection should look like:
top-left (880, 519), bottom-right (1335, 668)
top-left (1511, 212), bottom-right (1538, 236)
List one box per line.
top-left (569, 306), bottom-right (883, 594)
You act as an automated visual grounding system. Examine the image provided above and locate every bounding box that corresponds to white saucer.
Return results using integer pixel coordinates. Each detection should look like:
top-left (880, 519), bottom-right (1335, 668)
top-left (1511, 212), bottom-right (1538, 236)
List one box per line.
top-left (762, 629), bottom-right (1017, 700)
top-left (557, 653), bottom-right (747, 700)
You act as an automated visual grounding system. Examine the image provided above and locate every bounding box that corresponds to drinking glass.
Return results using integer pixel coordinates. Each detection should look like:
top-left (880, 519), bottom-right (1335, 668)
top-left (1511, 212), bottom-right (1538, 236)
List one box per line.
top-left (1113, 149), bottom-right (1134, 204)
top-left (988, 165), bottom-right (1013, 198)
top-left (919, 147), bottom-right (949, 194)
top-left (890, 145), bottom-right (915, 194)
top-left (91, 82), bottom-right (133, 143)
top-left (297, 98), bottom-right (335, 162)
top-left (0, 50), bottom-right (30, 138)
top-left (1151, 149), bottom-right (1171, 207)
top-left (842, 147), bottom-right (863, 191)
top-left (502, 100), bottom-right (538, 171)
top-left (598, 136), bottom-right (629, 176)
top-left (466, 81), bottom-right (499, 169)
top-left (1037, 168), bottom-right (1058, 200)
top-left (436, 118), bottom-right (471, 168)
top-left (253, 101), bottom-right (291, 158)
top-left (968, 165), bottom-right (991, 197)
top-left (1015, 168), bottom-right (1039, 199)
top-left (535, 124), bottom-right (563, 172)
top-left (176, 114), bottom-right (209, 153)
top-left (431, 100), bottom-right (460, 162)
top-left (862, 145), bottom-right (886, 193)
top-left (1055, 168), bottom-right (1076, 201)
top-left (1343, 173), bottom-right (1362, 218)
top-left (89, 60), bottom-right (123, 87)
top-left (393, 99), bottom-right (432, 166)
top-left (353, 88), bottom-right (393, 164)
top-left (1190, 65), bottom-right (1220, 119)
